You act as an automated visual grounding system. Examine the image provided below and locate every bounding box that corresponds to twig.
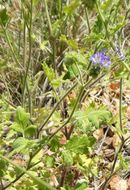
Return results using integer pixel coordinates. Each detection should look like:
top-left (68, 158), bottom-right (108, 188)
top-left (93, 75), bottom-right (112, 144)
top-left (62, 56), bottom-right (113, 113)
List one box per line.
top-left (58, 166), bottom-right (67, 189)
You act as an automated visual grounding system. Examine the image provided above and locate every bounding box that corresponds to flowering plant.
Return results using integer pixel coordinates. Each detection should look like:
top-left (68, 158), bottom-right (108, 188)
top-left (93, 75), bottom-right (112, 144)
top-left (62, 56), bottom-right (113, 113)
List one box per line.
top-left (90, 52), bottom-right (111, 67)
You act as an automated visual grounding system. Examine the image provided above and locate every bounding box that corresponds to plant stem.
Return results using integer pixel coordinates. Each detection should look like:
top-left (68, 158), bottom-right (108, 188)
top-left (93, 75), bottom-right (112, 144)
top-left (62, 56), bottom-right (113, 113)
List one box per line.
top-left (95, 0), bottom-right (115, 51)
top-left (26, 81), bottom-right (32, 116)
top-left (75, 62), bottom-right (84, 85)
top-left (100, 140), bottom-right (124, 190)
top-left (49, 73), bottom-right (105, 139)
top-left (43, 0), bottom-right (57, 72)
top-left (22, 0), bottom-right (33, 115)
top-left (119, 78), bottom-right (123, 134)
top-left (0, 155), bottom-right (56, 190)
top-left (7, 73), bottom-right (107, 189)
top-left (52, 37), bottom-right (57, 73)
top-left (58, 166), bottom-right (67, 189)
top-left (1, 25), bottom-right (20, 67)
top-left (21, 4), bottom-right (27, 108)
top-left (37, 81), bottom-right (78, 136)
top-left (3, 173), bottom-right (24, 190)
top-left (49, 85), bottom-right (84, 139)
top-left (43, 0), bottom-right (53, 36)
top-left (58, 0), bottom-right (63, 18)
top-left (85, 7), bottom-right (91, 34)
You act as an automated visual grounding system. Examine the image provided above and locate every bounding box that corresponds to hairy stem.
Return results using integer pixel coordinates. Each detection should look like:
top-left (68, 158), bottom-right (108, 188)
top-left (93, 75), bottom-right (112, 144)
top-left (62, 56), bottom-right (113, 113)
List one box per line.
top-left (22, 0), bottom-right (33, 115)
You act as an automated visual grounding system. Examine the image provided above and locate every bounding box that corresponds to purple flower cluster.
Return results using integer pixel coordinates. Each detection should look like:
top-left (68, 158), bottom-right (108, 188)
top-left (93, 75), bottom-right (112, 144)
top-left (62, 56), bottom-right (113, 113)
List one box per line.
top-left (90, 52), bottom-right (111, 67)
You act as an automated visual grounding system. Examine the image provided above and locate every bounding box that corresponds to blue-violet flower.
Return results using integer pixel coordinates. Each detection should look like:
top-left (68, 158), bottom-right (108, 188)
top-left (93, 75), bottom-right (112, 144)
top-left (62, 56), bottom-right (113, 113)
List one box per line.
top-left (90, 52), bottom-right (111, 67)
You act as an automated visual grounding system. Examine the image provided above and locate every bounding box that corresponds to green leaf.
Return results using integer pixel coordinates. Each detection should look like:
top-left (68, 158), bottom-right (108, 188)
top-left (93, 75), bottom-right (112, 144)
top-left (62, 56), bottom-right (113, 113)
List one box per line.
top-left (60, 35), bottom-right (78, 49)
top-left (42, 63), bottom-right (55, 81)
top-left (0, 170), bottom-right (4, 178)
top-left (51, 74), bottom-right (65, 89)
top-left (73, 104), bottom-right (112, 131)
top-left (0, 158), bottom-right (7, 168)
top-left (64, 51), bottom-right (87, 66)
top-left (11, 137), bottom-right (29, 155)
top-left (88, 109), bottom-right (112, 128)
top-left (66, 135), bottom-right (96, 154)
top-left (24, 125), bottom-right (37, 136)
top-left (45, 156), bottom-right (54, 168)
top-left (66, 64), bottom-right (81, 79)
top-left (64, 0), bottom-right (80, 15)
top-left (93, 15), bottom-right (103, 34)
top-left (110, 21), bottom-right (126, 34)
top-left (42, 63), bottom-right (65, 88)
top-left (101, 0), bottom-right (113, 11)
top-left (13, 137), bottom-right (28, 148)
top-left (0, 8), bottom-right (9, 26)
top-left (0, 158), bottom-right (8, 178)
top-left (64, 51), bottom-right (86, 79)
top-left (62, 150), bottom-right (73, 166)
top-left (11, 122), bottom-right (24, 133)
top-left (16, 106), bottom-right (30, 128)
top-left (49, 137), bottom-right (60, 152)
top-left (75, 182), bottom-right (88, 190)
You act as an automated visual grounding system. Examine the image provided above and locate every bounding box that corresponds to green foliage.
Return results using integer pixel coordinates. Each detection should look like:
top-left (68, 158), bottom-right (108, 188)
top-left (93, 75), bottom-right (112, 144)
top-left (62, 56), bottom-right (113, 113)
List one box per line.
top-left (64, 51), bottom-right (87, 79)
top-left (0, 0), bottom-right (129, 189)
top-left (93, 15), bottom-right (103, 34)
top-left (42, 62), bottom-right (65, 88)
top-left (16, 106), bottom-right (30, 128)
top-left (0, 155), bottom-right (56, 190)
top-left (0, 8), bottom-right (9, 26)
top-left (82, 0), bottom-right (96, 9)
top-left (64, 0), bottom-right (81, 15)
top-left (45, 156), bottom-right (54, 168)
top-left (62, 150), bottom-right (73, 166)
top-left (101, 0), bottom-right (113, 11)
top-left (42, 63), bottom-right (56, 82)
top-left (66, 135), bottom-right (96, 154)
top-left (11, 106), bottom-right (37, 137)
top-left (24, 125), bottom-right (37, 136)
top-left (0, 158), bottom-right (7, 178)
top-left (60, 35), bottom-right (78, 49)
top-left (73, 104), bottom-right (112, 132)
top-left (77, 154), bottom-right (99, 177)
top-left (75, 183), bottom-right (88, 190)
